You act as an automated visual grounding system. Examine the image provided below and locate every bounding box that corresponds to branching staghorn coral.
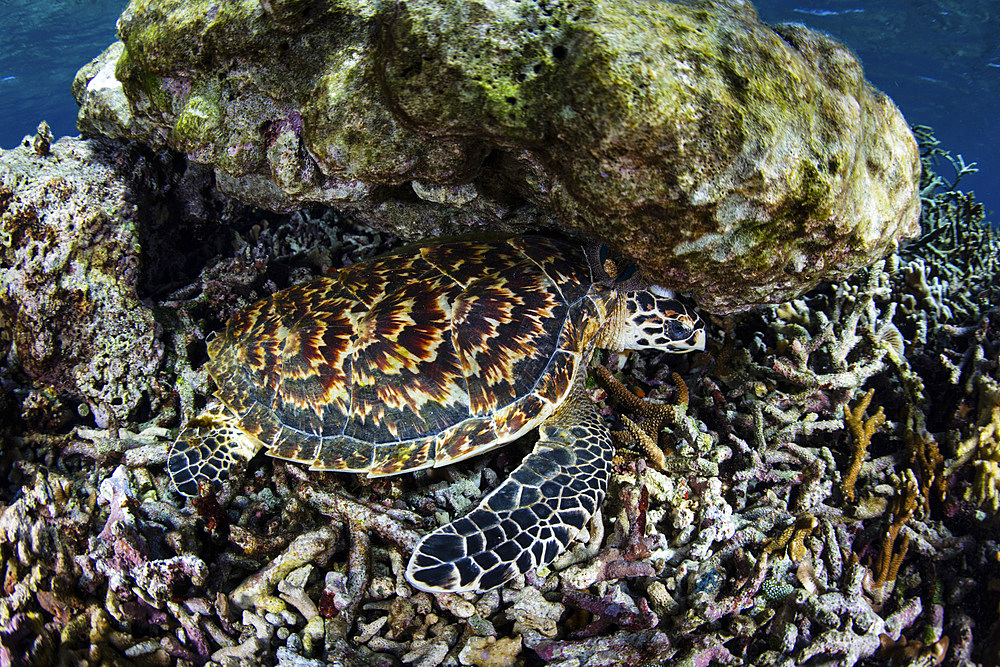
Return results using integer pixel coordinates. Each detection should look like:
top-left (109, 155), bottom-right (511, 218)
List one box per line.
top-left (865, 476), bottom-right (917, 605)
top-left (689, 124), bottom-right (1000, 666)
top-left (763, 260), bottom-right (899, 395)
top-left (718, 257), bottom-right (902, 476)
top-left (904, 408), bottom-right (946, 511)
top-left (896, 126), bottom-right (1000, 346)
top-left (595, 365), bottom-right (699, 472)
top-left (953, 404), bottom-right (1000, 512)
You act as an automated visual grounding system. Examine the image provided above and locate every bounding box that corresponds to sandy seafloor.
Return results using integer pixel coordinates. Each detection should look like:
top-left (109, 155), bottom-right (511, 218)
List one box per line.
top-left (0, 120), bottom-right (998, 667)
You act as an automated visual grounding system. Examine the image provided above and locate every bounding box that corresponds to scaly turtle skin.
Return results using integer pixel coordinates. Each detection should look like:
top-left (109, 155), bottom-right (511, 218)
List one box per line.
top-left (168, 235), bottom-right (705, 593)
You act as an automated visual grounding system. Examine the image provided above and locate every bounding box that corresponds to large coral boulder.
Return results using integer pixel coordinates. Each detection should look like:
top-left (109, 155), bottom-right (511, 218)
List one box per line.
top-left (0, 134), bottom-right (248, 427)
top-left (0, 136), bottom-right (163, 427)
top-left (75, 0), bottom-right (920, 312)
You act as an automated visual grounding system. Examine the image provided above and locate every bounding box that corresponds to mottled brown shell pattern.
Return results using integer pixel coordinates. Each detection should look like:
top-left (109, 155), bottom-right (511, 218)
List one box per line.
top-left (206, 236), bottom-right (609, 477)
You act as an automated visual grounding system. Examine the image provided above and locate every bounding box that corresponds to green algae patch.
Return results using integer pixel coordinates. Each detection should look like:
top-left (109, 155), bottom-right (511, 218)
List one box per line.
top-left (379, 1), bottom-right (577, 144)
top-left (115, 46), bottom-right (176, 120)
top-left (171, 80), bottom-right (222, 158)
top-left (119, 0), bottom-right (267, 70)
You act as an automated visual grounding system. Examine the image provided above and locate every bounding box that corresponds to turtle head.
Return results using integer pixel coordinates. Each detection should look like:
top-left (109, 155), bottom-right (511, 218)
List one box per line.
top-left (600, 285), bottom-right (706, 354)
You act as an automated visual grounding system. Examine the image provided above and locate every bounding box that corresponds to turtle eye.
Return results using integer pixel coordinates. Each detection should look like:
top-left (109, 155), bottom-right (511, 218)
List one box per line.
top-left (614, 263), bottom-right (638, 283)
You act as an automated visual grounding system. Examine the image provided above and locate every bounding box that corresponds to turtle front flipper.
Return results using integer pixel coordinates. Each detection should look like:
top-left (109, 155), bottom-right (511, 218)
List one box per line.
top-left (168, 403), bottom-right (264, 497)
top-left (406, 390), bottom-right (612, 593)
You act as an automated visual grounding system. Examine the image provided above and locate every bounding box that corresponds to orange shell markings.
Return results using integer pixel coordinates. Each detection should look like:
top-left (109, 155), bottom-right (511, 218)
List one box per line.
top-left (205, 237), bottom-right (599, 476)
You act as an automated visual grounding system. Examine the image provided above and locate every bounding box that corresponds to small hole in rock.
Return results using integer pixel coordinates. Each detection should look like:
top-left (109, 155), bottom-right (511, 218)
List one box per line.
top-left (187, 339), bottom-right (209, 368)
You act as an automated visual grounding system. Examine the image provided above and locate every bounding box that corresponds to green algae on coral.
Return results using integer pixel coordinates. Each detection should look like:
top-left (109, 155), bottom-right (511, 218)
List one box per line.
top-left (171, 79), bottom-right (222, 158)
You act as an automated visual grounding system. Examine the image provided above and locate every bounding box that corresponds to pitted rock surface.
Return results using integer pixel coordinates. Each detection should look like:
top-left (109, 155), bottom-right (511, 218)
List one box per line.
top-left (0, 136), bottom-right (249, 425)
top-left (0, 137), bottom-right (165, 425)
top-left (75, 0), bottom-right (920, 312)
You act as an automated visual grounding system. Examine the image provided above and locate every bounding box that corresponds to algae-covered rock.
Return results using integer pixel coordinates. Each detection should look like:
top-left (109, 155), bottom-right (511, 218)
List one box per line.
top-left (0, 136), bottom-right (237, 427)
top-left (0, 137), bottom-right (160, 426)
top-left (76, 0), bottom-right (920, 312)
top-left (73, 42), bottom-right (161, 146)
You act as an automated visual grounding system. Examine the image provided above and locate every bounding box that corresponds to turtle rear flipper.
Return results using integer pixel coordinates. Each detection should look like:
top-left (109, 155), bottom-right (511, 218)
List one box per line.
top-left (168, 404), bottom-right (263, 497)
top-left (405, 391), bottom-right (612, 593)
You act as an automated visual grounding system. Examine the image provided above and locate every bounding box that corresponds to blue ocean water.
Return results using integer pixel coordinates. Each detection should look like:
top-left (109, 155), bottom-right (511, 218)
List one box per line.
top-left (754, 0), bottom-right (999, 225)
top-left (0, 0), bottom-right (125, 149)
top-left (1, 0), bottom-right (996, 224)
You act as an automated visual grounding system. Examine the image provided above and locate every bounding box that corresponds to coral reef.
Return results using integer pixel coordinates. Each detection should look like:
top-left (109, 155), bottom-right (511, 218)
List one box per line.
top-left (955, 403), bottom-right (1000, 512)
top-left (1, 112), bottom-right (997, 667)
top-left (895, 126), bottom-right (999, 342)
top-left (0, 132), bottom-right (261, 429)
top-left (73, 0), bottom-right (920, 313)
top-left (841, 388), bottom-right (886, 502)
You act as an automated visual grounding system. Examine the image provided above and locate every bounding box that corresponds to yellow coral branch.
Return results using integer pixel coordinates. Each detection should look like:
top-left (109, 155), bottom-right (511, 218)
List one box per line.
top-left (761, 524), bottom-right (795, 557)
top-left (761, 514), bottom-right (818, 562)
top-left (841, 388), bottom-right (886, 502)
top-left (621, 415), bottom-right (666, 470)
top-left (905, 408), bottom-right (945, 511)
top-left (671, 372), bottom-right (689, 410)
top-left (868, 479), bottom-right (917, 604)
top-left (957, 406), bottom-right (1000, 512)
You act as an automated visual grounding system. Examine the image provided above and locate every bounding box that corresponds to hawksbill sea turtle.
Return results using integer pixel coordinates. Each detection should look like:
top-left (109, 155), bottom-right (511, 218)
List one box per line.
top-left (167, 235), bottom-right (705, 593)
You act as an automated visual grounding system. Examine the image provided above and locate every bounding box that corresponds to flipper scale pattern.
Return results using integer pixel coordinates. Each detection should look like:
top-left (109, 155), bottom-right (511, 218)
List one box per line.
top-left (405, 391), bottom-right (612, 593)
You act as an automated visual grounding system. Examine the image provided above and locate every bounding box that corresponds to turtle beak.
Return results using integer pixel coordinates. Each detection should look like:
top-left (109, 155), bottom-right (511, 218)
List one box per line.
top-left (688, 326), bottom-right (707, 352)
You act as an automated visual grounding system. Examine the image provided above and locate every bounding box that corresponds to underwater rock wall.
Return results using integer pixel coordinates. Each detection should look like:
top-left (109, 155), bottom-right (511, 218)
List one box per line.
top-left (74, 0), bottom-right (920, 312)
top-left (0, 133), bottom-right (166, 427)
top-left (0, 129), bottom-right (260, 429)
